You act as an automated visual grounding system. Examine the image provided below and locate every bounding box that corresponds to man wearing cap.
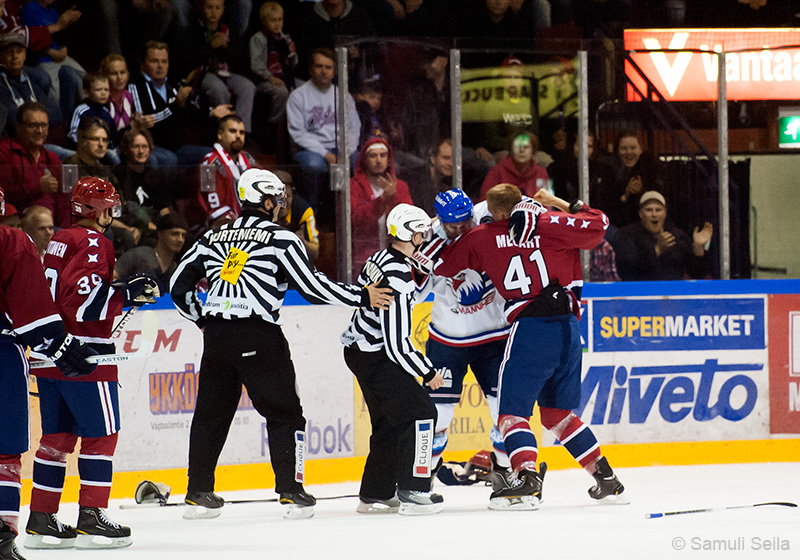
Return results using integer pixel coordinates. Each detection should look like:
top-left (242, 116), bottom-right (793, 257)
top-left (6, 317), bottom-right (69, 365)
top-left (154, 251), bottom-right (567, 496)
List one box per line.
top-left (114, 213), bottom-right (189, 293)
top-left (350, 136), bottom-right (412, 279)
top-left (0, 31), bottom-right (60, 135)
top-left (613, 190), bottom-right (714, 281)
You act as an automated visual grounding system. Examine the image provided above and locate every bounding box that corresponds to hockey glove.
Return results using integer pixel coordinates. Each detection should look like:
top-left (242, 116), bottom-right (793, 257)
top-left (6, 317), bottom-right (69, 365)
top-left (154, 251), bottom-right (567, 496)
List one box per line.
top-left (48, 333), bottom-right (98, 378)
top-left (508, 200), bottom-right (546, 245)
top-left (408, 237), bottom-right (446, 275)
top-left (119, 274), bottom-right (160, 307)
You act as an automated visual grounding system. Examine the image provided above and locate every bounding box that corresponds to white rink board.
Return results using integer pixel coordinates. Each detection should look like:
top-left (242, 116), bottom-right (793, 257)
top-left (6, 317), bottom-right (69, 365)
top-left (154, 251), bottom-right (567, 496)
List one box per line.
top-left (113, 306), bottom-right (356, 472)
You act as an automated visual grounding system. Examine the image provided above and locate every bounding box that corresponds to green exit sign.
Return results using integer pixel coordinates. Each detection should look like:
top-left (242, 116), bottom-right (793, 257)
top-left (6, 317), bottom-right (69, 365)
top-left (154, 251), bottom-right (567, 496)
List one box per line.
top-left (779, 111), bottom-right (800, 149)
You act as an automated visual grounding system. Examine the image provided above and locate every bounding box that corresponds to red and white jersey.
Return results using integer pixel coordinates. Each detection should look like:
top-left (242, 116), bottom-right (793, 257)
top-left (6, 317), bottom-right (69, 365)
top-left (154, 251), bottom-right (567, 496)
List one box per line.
top-left (38, 226), bottom-right (123, 382)
top-left (0, 225), bottom-right (65, 351)
top-left (198, 144), bottom-right (257, 223)
top-left (434, 207), bottom-right (608, 323)
top-left (416, 223), bottom-right (509, 347)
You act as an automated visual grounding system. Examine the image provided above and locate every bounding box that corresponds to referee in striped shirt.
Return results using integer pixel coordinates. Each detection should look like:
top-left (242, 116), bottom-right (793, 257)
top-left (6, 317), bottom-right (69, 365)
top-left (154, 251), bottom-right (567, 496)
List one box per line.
top-left (341, 203), bottom-right (445, 516)
top-left (170, 168), bottom-right (392, 520)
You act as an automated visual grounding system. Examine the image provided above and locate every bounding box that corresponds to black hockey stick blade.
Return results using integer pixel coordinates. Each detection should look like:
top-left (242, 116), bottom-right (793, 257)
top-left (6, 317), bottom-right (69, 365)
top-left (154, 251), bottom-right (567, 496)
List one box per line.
top-left (645, 501), bottom-right (797, 519)
top-left (120, 493), bottom-right (359, 509)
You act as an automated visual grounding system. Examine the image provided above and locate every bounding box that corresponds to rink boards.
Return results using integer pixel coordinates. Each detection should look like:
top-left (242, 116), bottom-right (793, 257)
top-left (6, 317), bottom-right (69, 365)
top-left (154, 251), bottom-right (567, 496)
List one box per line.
top-left (21, 279), bottom-right (800, 501)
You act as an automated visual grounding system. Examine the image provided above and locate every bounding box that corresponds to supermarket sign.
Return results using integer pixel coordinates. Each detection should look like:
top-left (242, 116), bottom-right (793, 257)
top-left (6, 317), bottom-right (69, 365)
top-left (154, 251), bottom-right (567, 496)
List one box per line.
top-left (625, 28), bottom-right (800, 101)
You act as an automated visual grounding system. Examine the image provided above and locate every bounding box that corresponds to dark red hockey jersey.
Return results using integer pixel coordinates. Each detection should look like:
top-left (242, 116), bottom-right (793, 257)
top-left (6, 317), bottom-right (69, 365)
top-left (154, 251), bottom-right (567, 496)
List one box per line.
top-left (37, 226), bottom-right (124, 382)
top-left (434, 207), bottom-right (608, 322)
top-left (0, 225), bottom-right (65, 350)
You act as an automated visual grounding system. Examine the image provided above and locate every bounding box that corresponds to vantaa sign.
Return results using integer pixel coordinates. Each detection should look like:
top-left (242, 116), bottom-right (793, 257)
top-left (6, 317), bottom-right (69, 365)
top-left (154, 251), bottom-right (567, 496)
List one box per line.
top-left (625, 28), bottom-right (800, 101)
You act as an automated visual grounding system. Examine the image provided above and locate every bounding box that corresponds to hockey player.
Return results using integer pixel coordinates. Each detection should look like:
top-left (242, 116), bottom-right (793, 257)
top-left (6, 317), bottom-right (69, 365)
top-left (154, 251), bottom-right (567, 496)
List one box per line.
top-left (430, 184), bottom-right (628, 510)
top-left (413, 189), bottom-right (512, 481)
top-left (0, 187), bottom-right (98, 560)
top-left (25, 177), bottom-right (159, 550)
top-left (341, 203), bottom-right (446, 516)
top-left (170, 168), bottom-right (393, 521)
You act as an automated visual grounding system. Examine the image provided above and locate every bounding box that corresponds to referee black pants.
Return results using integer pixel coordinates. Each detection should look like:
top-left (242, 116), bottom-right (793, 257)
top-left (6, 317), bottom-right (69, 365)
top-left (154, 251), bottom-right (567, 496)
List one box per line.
top-left (343, 346), bottom-right (437, 498)
top-left (188, 317), bottom-right (305, 495)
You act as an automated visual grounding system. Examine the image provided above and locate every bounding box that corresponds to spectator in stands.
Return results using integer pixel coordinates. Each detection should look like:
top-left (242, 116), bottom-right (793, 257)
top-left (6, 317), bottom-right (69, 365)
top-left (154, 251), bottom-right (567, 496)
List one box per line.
top-left (548, 131), bottom-right (615, 205)
top-left (114, 126), bottom-right (174, 237)
top-left (350, 137), bottom-right (412, 278)
top-left (198, 114), bottom-right (257, 228)
top-left (453, 0), bottom-right (524, 37)
top-left (93, 0), bottom-right (173, 60)
top-left (510, 0), bottom-right (551, 31)
top-left (20, 204), bottom-right (53, 260)
top-left (479, 132), bottom-right (548, 200)
top-left (590, 239), bottom-right (621, 282)
top-left (171, 0), bottom-right (251, 42)
top-left (100, 54), bottom-right (135, 146)
top-left (249, 1), bottom-right (298, 125)
top-left (114, 212), bottom-right (188, 294)
top-left (298, 0), bottom-right (375, 80)
top-left (355, 76), bottom-right (391, 148)
top-left (65, 117), bottom-right (142, 251)
top-left (173, 0), bottom-right (256, 136)
top-left (68, 73), bottom-right (117, 155)
top-left (406, 138), bottom-right (452, 216)
top-left (0, 31), bottom-right (60, 136)
top-left (598, 129), bottom-right (664, 228)
top-left (128, 41), bottom-right (233, 168)
top-left (287, 48), bottom-right (360, 213)
top-left (274, 169), bottom-right (319, 262)
top-left (613, 191), bottom-right (713, 281)
top-left (20, 0), bottom-right (84, 121)
top-left (0, 102), bottom-right (68, 227)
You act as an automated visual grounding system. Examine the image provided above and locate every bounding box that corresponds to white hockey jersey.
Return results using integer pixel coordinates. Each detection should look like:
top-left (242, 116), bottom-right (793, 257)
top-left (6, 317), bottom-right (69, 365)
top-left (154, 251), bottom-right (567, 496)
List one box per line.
top-left (416, 215), bottom-right (509, 347)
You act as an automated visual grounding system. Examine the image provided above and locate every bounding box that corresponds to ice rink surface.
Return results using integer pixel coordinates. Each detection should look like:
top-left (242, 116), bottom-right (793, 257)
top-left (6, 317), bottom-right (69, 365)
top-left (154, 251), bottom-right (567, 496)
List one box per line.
top-left (17, 462), bottom-right (800, 560)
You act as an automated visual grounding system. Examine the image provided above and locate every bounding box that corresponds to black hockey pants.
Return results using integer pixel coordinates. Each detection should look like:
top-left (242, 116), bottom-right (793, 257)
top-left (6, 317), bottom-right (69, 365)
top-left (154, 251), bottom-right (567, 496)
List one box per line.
top-left (343, 346), bottom-right (437, 498)
top-left (188, 317), bottom-right (305, 494)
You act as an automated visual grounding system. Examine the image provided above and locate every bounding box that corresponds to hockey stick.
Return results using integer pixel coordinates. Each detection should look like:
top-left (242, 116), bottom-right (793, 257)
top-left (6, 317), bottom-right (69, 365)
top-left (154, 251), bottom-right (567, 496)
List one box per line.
top-left (645, 501), bottom-right (797, 519)
top-left (111, 306), bottom-right (138, 339)
top-left (119, 494), bottom-right (359, 509)
top-left (30, 311), bottom-right (159, 370)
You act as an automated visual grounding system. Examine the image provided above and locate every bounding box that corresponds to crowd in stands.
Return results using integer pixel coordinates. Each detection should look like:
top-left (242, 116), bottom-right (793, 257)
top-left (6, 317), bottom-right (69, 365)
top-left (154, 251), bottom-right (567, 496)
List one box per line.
top-left (3, 0), bottom-right (775, 288)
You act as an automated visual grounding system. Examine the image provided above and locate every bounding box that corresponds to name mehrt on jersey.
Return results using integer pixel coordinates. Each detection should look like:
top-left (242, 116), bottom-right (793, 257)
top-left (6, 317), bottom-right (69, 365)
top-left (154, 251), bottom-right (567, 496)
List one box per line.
top-left (495, 234), bottom-right (540, 249)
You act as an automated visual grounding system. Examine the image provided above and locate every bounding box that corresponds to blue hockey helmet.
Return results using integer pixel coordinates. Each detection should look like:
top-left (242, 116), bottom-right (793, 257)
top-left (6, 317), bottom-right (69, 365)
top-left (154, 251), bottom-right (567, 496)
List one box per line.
top-left (434, 189), bottom-right (473, 223)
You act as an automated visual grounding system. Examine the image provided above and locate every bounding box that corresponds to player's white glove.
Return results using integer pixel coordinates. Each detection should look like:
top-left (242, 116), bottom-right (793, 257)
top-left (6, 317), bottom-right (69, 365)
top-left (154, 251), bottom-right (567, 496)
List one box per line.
top-left (408, 237), bottom-right (446, 275)
top-left (508, 200), bottom-right (546, 245)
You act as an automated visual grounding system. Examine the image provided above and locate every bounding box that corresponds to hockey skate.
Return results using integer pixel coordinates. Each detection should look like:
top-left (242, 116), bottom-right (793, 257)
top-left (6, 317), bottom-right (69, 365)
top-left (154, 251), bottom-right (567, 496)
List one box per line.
top-left (356, 495), bottom-right (401, 514)
top-left (397, 489), bottom-right (444, 516)
top-left (183, 491), bottom-right (225, 519)
top-left (75, 507), bottom-right (132, 549)
top-left (280, 491), bottom-right (316, 519)
top-left (488, 466), bottom-right (543, 511)
top-left (588, 457), bottom-right (629, 505)
top-left (0, 521), bottom-right (26, 560)
top-left (24, 511), bottom-right (77, 549)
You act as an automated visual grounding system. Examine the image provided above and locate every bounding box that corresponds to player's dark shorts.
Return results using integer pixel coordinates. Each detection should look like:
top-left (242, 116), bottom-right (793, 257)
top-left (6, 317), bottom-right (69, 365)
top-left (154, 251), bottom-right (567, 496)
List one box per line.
top-left (0, 342), bottom-right (30, 454)
top-left (497, 314), bottom-right (582, 417)
top-left (37, 378), bottom-right (120, 438)
top-left (425, 338), bottom-right (506, 403)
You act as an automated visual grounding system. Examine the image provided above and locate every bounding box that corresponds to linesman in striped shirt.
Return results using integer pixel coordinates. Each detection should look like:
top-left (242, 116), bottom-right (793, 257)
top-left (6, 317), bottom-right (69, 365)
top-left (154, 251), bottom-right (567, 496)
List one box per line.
top-left (170, 168), bottom-right (393, 521)
top-left (341, 203), bottom-right (446, 516)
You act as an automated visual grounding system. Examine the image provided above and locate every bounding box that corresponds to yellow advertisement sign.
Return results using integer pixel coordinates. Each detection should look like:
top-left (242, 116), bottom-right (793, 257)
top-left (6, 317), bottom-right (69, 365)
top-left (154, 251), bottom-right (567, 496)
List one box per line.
top-left (354, 301), bottom-right (541, 459)
top-left (460, 60), bottom-right (578, 124)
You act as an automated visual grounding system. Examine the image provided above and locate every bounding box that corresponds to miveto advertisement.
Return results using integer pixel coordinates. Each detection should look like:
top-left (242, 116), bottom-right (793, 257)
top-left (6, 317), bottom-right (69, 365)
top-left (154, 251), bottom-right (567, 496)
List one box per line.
top-left (113, 304), bottom-right (357, 472)
top-left (564, 296), bottom-right (770, 445)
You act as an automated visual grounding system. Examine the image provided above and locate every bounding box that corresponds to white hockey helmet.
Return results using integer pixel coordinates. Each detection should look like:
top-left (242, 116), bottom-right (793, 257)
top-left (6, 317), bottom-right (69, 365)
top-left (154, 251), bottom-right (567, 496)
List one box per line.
top-left (237, 168), bottom-right (285, 207)
top-left (387, 203), bottom-right (432, 242)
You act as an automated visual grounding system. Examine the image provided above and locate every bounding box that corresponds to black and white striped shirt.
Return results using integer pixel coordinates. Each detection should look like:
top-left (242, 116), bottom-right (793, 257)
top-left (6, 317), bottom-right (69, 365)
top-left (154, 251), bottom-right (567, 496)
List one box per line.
top-left (341, 247), bottom-right (435, 381)
top-left (170, 210), bottom-right (367, 325)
